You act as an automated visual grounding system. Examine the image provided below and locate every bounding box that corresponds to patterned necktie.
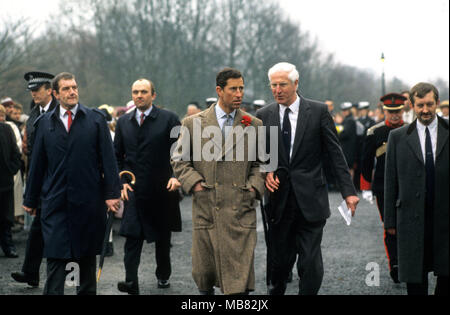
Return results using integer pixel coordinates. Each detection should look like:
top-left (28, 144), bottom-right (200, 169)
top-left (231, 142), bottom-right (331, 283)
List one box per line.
top-left (223, 114), bottom-right (233, 138)
top-left (66, 111), bottom-right (73, 132)
top-left (140, 113), bottom-right (145, 126)
top-left (282, 108), bottom-right (292, 160)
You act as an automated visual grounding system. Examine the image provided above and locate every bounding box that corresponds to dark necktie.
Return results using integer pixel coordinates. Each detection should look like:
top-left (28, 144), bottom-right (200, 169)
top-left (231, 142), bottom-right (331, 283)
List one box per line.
top-left (140, 113), bottom-right (145, 126)
top-left (282, 108), bottom-right (292, 160)
top-left (425, 127), bottom-right (435, 207)
top-left (41, 109), bottom-right (46, 115)
top-left (424, 127), bottom-right (435, 267)
top-left (66, 111), bottom-right (73, 132)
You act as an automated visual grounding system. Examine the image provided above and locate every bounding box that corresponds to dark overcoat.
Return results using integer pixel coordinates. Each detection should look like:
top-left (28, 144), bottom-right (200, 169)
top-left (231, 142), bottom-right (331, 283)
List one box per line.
top-left (339, 114), bottom-right (357, 168)
top-left (384, 117), bottom-right (449, 283)
top-left (0, 123), bottom-right (22, 192)
top-left (114, 106), bottom-right (182, 243)
top-left (23, 104), bottom-right (121, 260)
top-left (0, 123), bottom-right (22, 226)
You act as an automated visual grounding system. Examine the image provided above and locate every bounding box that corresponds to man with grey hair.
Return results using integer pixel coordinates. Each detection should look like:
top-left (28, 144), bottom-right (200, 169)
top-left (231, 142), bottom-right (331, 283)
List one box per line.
top-left (257, 62), bottom-right (359, 295)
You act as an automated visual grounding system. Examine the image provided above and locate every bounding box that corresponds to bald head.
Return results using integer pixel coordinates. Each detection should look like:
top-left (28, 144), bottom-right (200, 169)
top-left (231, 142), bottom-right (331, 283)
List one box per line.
top-left (132, 78), bottom-right (156, 111)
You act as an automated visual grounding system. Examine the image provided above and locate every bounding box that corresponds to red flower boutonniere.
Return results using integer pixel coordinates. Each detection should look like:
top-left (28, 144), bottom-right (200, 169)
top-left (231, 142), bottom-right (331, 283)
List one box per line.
top-left (241, 115), bottom-right (252, 127)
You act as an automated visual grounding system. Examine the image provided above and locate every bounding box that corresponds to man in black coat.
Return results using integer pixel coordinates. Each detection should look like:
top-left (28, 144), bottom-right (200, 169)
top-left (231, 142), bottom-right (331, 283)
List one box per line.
top-left (23, 72), bottom-right (121, 295)
top-left (11, 71), bottom-right (59, 287)
top-left (115, 79), bottom-right (182, 295)
top-left (257, 62), bottom-right (359, 295)
top-left (338, 102), bottom-right (358, 180)
top-left (0, 122), bottom-right (22, 258)
top-left (385, 83), bottom-right (448, 295)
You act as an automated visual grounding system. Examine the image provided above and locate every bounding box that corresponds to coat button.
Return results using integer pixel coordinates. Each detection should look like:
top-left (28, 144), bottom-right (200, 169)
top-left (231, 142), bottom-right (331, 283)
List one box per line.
top-left (215, 207), bottom-right (220, 211)
top-left (416, 193), bottom-right (420, 198)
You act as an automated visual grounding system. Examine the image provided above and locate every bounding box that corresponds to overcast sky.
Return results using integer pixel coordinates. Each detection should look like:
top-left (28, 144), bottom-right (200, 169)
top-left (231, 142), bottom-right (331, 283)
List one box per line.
top-left (1, 0), bottom-right (449, 86)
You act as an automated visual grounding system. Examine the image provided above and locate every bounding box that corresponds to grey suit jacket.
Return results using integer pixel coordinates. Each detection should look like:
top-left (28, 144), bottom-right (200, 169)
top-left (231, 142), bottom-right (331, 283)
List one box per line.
top-left (256, 95), bottom-right (356, 223)
top-left (384, 117), bottom-right (449, 282)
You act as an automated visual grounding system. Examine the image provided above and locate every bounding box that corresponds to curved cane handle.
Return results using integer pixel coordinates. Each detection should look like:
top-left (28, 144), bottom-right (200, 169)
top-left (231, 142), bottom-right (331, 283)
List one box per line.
top-left (119, 171), bottom-right (136, 185)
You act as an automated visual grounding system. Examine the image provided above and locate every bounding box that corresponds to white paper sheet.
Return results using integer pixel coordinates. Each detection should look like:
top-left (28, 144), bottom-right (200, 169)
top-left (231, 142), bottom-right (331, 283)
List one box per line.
top-left (338, 200), bottom-right (352, 226)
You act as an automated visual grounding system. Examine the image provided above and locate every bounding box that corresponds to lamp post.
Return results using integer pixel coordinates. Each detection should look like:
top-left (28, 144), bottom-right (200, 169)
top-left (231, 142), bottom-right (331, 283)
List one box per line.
top-left (381, 53), bottom-right (386, 96)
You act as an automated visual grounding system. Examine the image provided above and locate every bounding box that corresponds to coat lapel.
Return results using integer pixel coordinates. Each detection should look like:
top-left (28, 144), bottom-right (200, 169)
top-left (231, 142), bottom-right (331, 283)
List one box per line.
top-left (406, 121), bottom-right (424, 164)
top-left (268, 103), bottom-right (289, 166)
top-left (202, 105), bottom-right (223, 153)
top-left (436, 117), bottom-right (449, 159)
top-left (291, 95), bottom-right (311, 162)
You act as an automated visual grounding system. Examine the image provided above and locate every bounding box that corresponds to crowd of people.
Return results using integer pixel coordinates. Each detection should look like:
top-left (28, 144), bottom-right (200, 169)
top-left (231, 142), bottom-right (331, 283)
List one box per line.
top-left (0, 64), bottom-right (448, 296)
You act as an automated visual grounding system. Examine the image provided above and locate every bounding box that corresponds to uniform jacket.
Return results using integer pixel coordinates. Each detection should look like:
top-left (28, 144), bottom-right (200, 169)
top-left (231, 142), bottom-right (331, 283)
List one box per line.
top-left (256, 95), bottom-right (356, 224)
top-left (23, 104), bottom-right (121, 260)
top-left (384, 117), bottom-right (449, 282)
top-left (114, 106), bottom-right (182, 242)
top-left (172, 105), bottom-right (265, 295)
top-left (0, 123), bottom-right (22, 192)
top-left (338, 114), bottom-right (358, 168)
top-left (25, 96), bottom-right (58, 158)
top-left (361, 121), bottom-right (404, 195)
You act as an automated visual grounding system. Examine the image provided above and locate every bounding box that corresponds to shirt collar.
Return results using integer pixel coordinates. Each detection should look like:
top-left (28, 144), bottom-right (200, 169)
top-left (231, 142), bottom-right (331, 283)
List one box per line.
top-left (59, 104), bottom-right (78, 118)
top-left (40, 99), bottom-right (52, 113)
top-left (279, 95), bottom-right (300, 114)
top-left (216, 102), bottom-right (236, 120)
top-left (417, 115), bottom-right (438, 133)
top-left (136, 106), bottom-right (153, 119)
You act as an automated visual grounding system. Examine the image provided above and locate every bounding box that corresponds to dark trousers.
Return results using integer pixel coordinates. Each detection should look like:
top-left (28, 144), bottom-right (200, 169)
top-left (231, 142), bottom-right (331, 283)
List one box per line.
top-left (376, 193), bottom-right (398, 270)
top-left (407, 274), bottom-right (449, 296)
top-left (124, 231), bottom-right (172, 284)
top-left (0, 189), bottom-right (15, 254)
top-left (44, 256), bottom-right (97, 295)
top-left (22, 208), bottom-right (44, 276)
top-left (268, 191), bottom-right (326, 295)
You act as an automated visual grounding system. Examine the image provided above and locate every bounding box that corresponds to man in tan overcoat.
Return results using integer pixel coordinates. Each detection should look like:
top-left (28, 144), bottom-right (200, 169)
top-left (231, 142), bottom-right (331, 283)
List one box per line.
top-left (172, 68), bottom-right (265, 295)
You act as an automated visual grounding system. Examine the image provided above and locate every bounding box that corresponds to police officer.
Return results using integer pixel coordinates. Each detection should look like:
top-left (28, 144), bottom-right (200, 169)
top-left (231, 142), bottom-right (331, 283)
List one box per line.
top-left (338, 102), bottom-right (358, 180)
top-left (360, 93), bottom-right (407, 284)
top-left (11, 71), bottom-right (58, 287)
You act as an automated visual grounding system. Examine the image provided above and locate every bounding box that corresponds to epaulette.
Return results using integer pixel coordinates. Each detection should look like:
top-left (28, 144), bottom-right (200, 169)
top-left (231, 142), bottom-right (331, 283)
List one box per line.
top-left (366, 121), bottom-right (385, 136)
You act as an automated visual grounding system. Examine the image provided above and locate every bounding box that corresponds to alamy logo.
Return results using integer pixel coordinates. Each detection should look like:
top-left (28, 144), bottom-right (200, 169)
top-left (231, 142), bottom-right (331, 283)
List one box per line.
top-left (365, 262), bottom-right (380, 287)
top-left (65, 262), bottom-right (80, 287)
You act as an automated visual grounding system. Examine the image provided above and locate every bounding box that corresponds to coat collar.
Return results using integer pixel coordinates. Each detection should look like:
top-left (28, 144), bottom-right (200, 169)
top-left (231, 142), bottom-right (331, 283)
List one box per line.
top-left (128, 105), bottom-right (160, 122)
top-left (405, 116), bottom-right (449, 163)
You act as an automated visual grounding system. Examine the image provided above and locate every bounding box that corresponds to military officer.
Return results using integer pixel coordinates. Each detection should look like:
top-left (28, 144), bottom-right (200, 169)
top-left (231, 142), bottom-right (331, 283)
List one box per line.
top-left (360, 93), bottom-right (407, 283)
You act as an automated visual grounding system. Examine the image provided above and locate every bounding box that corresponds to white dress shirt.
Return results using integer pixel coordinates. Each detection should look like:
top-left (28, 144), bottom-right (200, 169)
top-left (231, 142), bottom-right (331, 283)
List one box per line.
top-left (136, 106), bottom-right (153, 126)
top-left (417, 116), bottom-right (438, 163)
top-left (279, 96), bottom-right (300, 159)
top-left (39, 99), bottom-right (52, 115)
top-left (59, 104), bottom-right (78, 132)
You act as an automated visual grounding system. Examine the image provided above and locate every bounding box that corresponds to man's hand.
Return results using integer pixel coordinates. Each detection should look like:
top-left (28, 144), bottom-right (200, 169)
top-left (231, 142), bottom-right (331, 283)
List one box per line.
top-left (23, 205), bottom-right (36, 216)
top-left (121, 183), bottom-right (134, 201)
top-left (345, 195), bottom-right (359, 217)
top-left (167, 178), bottom-right (181, 192)
top-left (193, 181), bottom-right (205, 193)
top-left (106, 199), bottom-right (121, 213)
top-left (265, 172), bottom-right (280, 193)
top-left (386, 228), bottom-right (396, 236)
